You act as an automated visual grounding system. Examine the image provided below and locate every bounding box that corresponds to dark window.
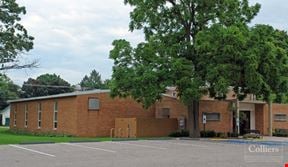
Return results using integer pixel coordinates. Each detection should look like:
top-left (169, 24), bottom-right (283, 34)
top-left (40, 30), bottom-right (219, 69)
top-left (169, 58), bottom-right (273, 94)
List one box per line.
top-left (13, 111), bottom-right (16, 126)
top-left (38, 111), bottom-right (42, 128)
top-left (88, 98), bottom-right (100, 110)
top-left (38, 103), bottom-right (42, 111)
top-left (274, 114), bottom-right (287, 121)
top-left (205, 113), bottom-right (221, 121)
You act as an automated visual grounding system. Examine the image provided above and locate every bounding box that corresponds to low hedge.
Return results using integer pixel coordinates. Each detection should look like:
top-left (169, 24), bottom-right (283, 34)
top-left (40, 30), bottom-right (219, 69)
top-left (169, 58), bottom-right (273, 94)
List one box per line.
top-left (169, 130), bottom-right (189, 137)
top-left (273, 129), bottom-right (288, 137)
top-left (8, 129), bottom-right (73, 137)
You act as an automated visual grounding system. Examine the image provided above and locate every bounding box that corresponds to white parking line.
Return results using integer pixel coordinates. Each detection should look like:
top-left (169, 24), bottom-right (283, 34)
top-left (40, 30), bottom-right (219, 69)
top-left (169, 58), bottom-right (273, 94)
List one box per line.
top-left (9, 145), bottom-right (56, 157)
top-left (111, 142), bottom-right (168, 150)
top-left (61, 143), bottom-right (116, 153)
top-left (144, 140), bottom-right (209, 148)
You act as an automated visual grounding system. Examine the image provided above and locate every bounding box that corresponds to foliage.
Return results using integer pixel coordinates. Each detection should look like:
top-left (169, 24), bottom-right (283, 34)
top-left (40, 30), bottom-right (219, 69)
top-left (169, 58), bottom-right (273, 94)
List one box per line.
top-left (227, 132), bottom-right (239, 138)
top-left (21, 73), bottom-right (73, 98)
top-left (0, 128), bottom-right (112, 145)
top-left (0, 74), bottom-right (19, 109)
top-left (80, 70), bottom-right (110, 90)
top-left (200, 130), bottom-right (216, 138)
top-left (273, 129), bottom-right (288, 137)
top-left (168, 130), bottom-right (189, 137)
top-left (243, 133), bottom-right (261, 139)
top-left (109, 0), bottom-right (261, 137)
top-left (195, 24), bottom-right (288, 102)
top-left (0, 0), bottom-right (34, 70)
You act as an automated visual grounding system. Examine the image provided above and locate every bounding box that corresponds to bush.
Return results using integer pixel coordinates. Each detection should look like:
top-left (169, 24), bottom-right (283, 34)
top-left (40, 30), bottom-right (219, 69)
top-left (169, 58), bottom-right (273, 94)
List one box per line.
top-left (200, 130), bottom-right (216, 138)
top-left (216, 132), bottom-right (226, 138)
top-left (169, 130), bottom-right (189, 137)
top-left (227, 132), bottom-right (239, 138)
top-left (243, 133), bottom-right (261, 139)
top-left (273, 129), bottom-right (288, 137)
top-left (8, 129), bottom-right (73, 137)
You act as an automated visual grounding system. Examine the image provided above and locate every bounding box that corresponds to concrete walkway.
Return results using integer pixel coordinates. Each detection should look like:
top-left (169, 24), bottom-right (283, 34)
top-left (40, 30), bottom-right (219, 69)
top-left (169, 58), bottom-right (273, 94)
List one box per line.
top-left (263, 136), bottom-right (288, 142)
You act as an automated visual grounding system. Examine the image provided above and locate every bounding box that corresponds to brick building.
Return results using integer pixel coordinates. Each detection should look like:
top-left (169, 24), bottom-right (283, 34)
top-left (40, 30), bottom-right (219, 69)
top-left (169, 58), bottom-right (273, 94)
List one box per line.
top-left (9, 89), bottom-right (288, 137)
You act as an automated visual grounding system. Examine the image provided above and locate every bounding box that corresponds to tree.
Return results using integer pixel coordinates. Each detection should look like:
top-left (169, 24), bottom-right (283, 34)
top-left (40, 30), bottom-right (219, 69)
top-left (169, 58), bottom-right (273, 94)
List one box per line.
top-left (109, 0), bottom-right (261, 137)
top-left (0, 74), bottom-right (20, 109)
top-left (195, 24), bottom-right (288, 135)
top-left (0, 0), bottom-right (35, 71)
top-left (80, 70), bottom-right (109, 89)
top-left (21, 74), bottom-right (73, 98)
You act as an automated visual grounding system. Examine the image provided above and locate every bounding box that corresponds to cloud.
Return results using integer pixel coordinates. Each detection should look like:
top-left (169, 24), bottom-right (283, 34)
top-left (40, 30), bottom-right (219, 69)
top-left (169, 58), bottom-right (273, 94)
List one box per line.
top-left (5, 0), bottom-right (288, 86)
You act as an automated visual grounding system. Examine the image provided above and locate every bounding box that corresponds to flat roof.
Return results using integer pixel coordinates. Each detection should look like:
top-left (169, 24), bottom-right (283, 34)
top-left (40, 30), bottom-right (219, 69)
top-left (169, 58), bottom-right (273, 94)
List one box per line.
top-left (8, 89), bottom-right (110, 103)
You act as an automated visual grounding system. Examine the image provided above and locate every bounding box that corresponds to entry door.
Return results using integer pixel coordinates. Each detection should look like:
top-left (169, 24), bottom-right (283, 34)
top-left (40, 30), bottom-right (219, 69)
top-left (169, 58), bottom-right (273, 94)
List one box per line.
top-left (240, 111), bottom-right (250, 135)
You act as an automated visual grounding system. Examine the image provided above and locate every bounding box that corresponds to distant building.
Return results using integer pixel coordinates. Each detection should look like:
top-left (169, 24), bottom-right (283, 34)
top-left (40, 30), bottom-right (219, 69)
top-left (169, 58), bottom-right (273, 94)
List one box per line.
top-left (0, 105), bottom-right (10, 126)
top-left (8, 89), bottom-right (288, 137)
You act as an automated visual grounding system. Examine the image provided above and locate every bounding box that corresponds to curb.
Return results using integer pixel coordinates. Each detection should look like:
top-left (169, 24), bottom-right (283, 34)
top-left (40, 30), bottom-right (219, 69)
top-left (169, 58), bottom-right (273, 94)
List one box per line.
top-left (19, 141), bottom-right (55, 145)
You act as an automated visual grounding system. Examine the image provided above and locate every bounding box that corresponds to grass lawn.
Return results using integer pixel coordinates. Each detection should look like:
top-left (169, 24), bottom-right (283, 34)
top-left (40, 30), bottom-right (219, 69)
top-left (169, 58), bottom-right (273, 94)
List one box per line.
top-left (0, 127), bottom-right (112, 145)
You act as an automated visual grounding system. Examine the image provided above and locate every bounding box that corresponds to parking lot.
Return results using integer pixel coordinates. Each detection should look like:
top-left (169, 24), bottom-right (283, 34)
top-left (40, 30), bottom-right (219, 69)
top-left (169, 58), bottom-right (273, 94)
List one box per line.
top-left (0, 139), bottom-right (286, 167)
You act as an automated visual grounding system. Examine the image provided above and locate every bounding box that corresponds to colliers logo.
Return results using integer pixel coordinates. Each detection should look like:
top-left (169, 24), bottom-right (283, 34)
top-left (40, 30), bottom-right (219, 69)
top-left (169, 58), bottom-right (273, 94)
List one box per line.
top-left (248, 145), bottom-right (280, 153)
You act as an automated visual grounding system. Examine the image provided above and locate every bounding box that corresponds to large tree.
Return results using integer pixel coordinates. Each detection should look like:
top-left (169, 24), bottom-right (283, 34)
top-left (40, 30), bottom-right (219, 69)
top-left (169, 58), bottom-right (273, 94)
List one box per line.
top-left (0, 0), bottom-right (35, 70)
top-left (80, 70), bottom-right (109, 90)
top-left (21, 74), bottom-right (73, 98)
top-left (0, 74), bottom-right (20, 109)
top-left (195, 24), bottom-right (288, 135)
top-left (109, 0), bottom-right (261, 137)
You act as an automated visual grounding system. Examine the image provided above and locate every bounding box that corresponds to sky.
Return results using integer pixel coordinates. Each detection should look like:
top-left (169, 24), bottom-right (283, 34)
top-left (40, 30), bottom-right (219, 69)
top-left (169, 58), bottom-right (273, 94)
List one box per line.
top-left (4, 0), bottom-right (288, 86)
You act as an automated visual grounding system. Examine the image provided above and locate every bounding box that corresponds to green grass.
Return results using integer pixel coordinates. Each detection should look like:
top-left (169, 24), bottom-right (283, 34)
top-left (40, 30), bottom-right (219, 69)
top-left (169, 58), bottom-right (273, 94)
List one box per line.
top-left (0, 128), bottom-right (112, 145)
top-left (0, 128), bottom-right (172, 145)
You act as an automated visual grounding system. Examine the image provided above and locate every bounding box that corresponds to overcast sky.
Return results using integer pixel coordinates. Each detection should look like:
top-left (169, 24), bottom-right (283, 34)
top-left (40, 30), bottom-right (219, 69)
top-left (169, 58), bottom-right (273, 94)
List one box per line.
top-left (4, 0), bottom-right (288, 85)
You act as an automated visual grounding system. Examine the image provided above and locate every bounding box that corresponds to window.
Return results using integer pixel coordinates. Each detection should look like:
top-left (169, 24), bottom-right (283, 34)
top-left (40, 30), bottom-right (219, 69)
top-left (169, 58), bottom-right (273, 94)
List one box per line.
top-left (24, 104), bottom-right (28, 128)
top-left (88, 98), bottom-right (100, 110)
top-left (204, 113), bottom-right (221, 121)
top-left (160, 108), bottom-right (170, 118)
top-left (274, 114), bottom-right (287, 122)
top-left (13, 111), bottom-right (17, 127)
top-left (53, 101), bottom-right (58, 129)
top-left (172, 92), bottom-right (177, 97)
top-left (37, 103), bottom-right (42, 128)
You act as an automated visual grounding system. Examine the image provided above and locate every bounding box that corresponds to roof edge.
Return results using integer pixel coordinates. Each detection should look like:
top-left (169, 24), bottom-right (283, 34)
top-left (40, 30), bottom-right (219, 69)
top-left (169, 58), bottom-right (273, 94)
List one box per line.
top-left (8, 89), bottom-right (110, 103)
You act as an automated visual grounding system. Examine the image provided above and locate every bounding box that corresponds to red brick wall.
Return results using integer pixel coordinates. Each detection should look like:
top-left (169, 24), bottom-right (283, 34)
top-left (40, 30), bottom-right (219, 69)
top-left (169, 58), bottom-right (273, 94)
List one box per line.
top-left (10, 97), bottom-right (78, 135)
top-left (255, 104), bottom-right (265, 134)
top-left (155, 96), bottom-right (187, 129)
top-left (75, 93), bottom-right (155, 137)
top-left (199, 101), bottom-right (232, 133)
top-left (272, 103), bottom-right (288, 131)
top-left (156, 97), bottom-right (233, 133)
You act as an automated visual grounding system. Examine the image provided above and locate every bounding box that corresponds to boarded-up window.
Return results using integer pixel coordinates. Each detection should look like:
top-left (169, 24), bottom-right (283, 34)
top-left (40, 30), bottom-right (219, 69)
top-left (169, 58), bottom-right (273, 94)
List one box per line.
top-left (274, 114), bottom-right (287, 121)
top-left (205, 113), bottom-right (220, 121)
top-left (89, 98), bottom-right (100, 110)
top-left (161, 108), bottom-right (170, 118)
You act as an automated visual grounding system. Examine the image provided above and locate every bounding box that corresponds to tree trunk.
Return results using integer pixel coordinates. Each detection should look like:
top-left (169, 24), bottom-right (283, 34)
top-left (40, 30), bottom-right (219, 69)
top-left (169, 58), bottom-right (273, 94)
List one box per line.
top-left (187, 100), bottom-right (200, 138)
top-left (268, 100), bottom-right (273, 136)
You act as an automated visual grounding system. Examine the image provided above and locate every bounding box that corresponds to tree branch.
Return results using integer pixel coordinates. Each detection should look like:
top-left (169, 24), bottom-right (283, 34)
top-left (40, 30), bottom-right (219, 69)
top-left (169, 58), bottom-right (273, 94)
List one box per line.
top-left (0, 60), bottom-right (38, 71)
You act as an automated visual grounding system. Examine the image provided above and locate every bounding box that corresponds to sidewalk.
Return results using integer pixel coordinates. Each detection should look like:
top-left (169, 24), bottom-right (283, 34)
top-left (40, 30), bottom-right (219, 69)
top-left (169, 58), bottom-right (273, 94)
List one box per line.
top-left (263, 136), bottom-right (288, 142)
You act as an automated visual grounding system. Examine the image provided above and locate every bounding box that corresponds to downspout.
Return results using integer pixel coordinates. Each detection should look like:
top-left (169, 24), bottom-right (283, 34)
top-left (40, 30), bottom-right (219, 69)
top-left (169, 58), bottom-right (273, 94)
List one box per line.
top-left (268, 100), bottom-right (273, 136)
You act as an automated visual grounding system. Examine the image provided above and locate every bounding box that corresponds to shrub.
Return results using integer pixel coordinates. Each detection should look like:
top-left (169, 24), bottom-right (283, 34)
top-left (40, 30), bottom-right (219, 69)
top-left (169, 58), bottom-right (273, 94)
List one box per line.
top-left (227, 132), bottom-right (239, 138)
top-left (216, 132), bottom-right (226, 138)
top-left (8, 129), bottom-right (73, 137)
top-left (169, 130), bottom-right (189, 137)
top-left (243, 133), bottom-right (261, 139)
top-left (200, 130), bottom-right (216, 138)
top-left (273, 129), bottom-right (288, 137)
